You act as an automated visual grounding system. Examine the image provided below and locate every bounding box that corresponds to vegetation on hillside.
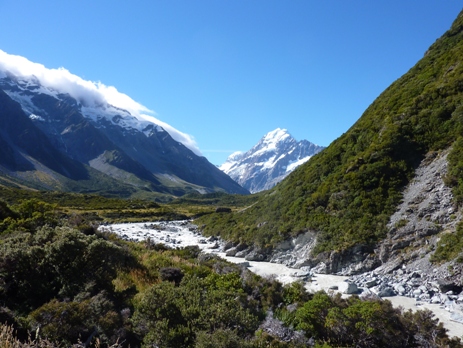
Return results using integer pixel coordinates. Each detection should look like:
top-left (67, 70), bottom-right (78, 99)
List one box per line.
top-left (196, 10), bottom-right (463, 255)
top-left (431, 220), bottom-right (463, 263)
top-left (0, 195), bottom-right (461, 347)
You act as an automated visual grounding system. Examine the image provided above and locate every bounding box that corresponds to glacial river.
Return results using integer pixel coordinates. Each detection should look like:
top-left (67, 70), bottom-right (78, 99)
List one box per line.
top-left (99, 220), bottom-right (463, 339)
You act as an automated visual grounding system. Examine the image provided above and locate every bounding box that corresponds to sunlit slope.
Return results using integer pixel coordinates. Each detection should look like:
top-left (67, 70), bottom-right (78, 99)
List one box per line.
top-left (198, 10), bottom-right (463, 253)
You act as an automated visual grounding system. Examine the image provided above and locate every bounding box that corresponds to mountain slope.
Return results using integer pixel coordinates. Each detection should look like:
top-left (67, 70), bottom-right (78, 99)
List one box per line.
top-left (197, 10), bottom-right (463, 263)
top-left (0, 70), bottom-right (249, 197)
top-left (220, 128), bottom-right (325, 193)
top-left (0, 89), bottom-right (88, 179)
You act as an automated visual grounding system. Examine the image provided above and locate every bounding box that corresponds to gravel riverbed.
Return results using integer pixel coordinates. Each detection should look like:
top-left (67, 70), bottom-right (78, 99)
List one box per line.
top-left (99, 220), bottom-right (463, 339)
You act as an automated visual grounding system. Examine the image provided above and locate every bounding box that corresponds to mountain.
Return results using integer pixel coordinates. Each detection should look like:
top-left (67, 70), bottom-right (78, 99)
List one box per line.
top-left (197, 10), bottom-right (463, 274)
top-left (0, 66), bottom-right (249, 197)
top-left (220, 128), bottom-right (325, 193)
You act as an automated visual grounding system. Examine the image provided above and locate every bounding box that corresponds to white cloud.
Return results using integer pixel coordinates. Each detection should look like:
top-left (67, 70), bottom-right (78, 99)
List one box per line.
top-left (0, 49), bottom-right (201, 155)
top-left (139, 114), bottom-right (200, 155)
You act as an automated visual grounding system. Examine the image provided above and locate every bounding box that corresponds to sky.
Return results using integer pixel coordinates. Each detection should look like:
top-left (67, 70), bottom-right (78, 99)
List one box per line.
top-left (0, 1), bottom-right (462, 165)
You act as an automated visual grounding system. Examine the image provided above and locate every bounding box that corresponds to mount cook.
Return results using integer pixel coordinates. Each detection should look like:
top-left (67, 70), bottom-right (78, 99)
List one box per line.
top-left (220, 128), bottom-right (325, 193)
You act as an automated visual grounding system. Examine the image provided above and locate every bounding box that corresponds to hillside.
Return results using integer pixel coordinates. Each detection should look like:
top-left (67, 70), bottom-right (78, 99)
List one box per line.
top-left (197, 10), bottom-right (463, 266)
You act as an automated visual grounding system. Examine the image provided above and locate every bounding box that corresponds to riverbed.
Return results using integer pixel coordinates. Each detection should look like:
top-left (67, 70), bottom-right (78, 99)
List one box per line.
top-left (99, 220), bottom-right (463, 339)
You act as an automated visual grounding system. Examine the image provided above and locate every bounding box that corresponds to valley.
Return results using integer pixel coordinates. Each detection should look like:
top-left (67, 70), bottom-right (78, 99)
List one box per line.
top-left (1, 5), bottom-right (463, 348)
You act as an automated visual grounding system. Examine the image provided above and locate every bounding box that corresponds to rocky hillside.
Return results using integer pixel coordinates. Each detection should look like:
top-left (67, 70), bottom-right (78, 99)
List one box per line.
top-left (220, 128), bottom-right (324, 193)
top-left (196, 10), bottom-right (463, 276)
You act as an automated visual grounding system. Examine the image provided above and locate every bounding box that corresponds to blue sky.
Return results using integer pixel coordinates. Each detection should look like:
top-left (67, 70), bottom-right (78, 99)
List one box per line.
top-left (0, 1), bottom-right (461, 165)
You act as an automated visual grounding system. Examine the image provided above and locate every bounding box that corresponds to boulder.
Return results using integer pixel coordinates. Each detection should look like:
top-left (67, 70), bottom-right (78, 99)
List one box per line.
top-left (293, 270), bottom-right (312, 281)
top-left (226, 243), bottom-right (249, 257)
top-left (450, 311), bottom-right (463, 324)
top-left (225, 247), bottom-right (238, 256)
top-left (223, 241), bottom-right (236, 251)
top-left (395, 285), bottom-right (406, 295)
top-left (438, 279), bottom-right (462, 294)
top-left (338, 281), bottom-right (359, 294)
top-left (378, 287), bottom-right (395, 297)
top-left (245, 250), bottom-right (265, 261)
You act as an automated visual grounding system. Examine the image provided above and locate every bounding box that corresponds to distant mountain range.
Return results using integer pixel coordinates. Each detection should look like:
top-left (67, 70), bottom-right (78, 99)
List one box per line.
top-left (220, 128), bottom-right (325, 193)
top-left (0, 62), bottom-right (249, 198)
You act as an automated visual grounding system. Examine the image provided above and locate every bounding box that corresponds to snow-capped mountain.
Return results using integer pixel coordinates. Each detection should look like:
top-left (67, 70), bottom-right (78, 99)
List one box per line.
top-left (220, 128), bottom-right (325, 193)
top-left (0, 52), bottom-right (248, 196)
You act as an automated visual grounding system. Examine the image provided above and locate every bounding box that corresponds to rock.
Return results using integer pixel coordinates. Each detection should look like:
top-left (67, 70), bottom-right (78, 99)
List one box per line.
top-left (225, 247), bottom-right (238, 256)
top-left (235, 249), bottom-right (251, 258)
top-left (391, 240), bottom-right (411, 251)
top-left (450, 311), bottom-right (463, 324)
top-left (312, 262), bottom-right (328, 274)
top-left (258, 311), bottom-right (309, 345)
top-left (329, 285), bottom-right (339, 290)
top-left (223, 241), bottom-right (236, 251)
top-left (226, 243), bottom-right (249, 257)
top-left (359, 288), bottom-right (381, 301)
top-left (300, 266), bottom-right (312, 272)
top-left (338, 281), bottom-right (359, 294)
top-left (378, 287), bottom-right (395, 297)
top-left (245, 250), bottom-right (265, 261)
top-left (293, 270), bottom-right (312, 280)
top-left (438, 279), bottom-right (462, 294)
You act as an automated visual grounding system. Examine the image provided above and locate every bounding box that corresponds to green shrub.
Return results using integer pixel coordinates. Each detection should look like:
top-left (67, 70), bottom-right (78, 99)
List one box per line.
top-left (431, 222), bottom-right (463, 263)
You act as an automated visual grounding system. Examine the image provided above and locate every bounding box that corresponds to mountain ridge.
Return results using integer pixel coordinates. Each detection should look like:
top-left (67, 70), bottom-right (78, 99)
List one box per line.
top-left (0, 68), bottom-right (249, 197)
top-left (220, 128), bottom-right (325, 193)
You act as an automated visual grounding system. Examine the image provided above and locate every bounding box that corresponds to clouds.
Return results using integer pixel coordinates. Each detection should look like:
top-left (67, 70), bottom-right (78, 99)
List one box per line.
top-left (0, 49), bottom-right (201, 155)
top-left (139, 114), bottom-right (201, 155)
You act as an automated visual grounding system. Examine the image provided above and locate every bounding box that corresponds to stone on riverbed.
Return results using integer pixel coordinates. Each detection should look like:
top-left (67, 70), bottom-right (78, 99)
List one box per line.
top-left (450, 310), bottom-right (463, 324)
top-left (377, 287), bottom-right (396, 297)
top-left (245, 250), bottom-right (266, 261)
top-left (337, 281), bottom-right (359, 294)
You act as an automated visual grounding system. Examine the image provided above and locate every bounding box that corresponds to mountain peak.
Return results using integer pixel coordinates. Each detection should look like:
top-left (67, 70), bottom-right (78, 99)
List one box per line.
top-left (261, 128), bottom-right (290, 143)
top-left (221, 129), bottom-right (325, 193)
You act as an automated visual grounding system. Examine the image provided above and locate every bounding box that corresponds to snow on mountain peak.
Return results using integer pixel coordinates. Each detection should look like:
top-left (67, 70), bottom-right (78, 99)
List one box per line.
top-left (257, 128), bottom-right (290, 150)
top-left (221, 128), bottom-right (325, 193)
top-left (262, 128), bottom-right (290, 144)
top-left (0, 49), bottom-right (201, 155)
